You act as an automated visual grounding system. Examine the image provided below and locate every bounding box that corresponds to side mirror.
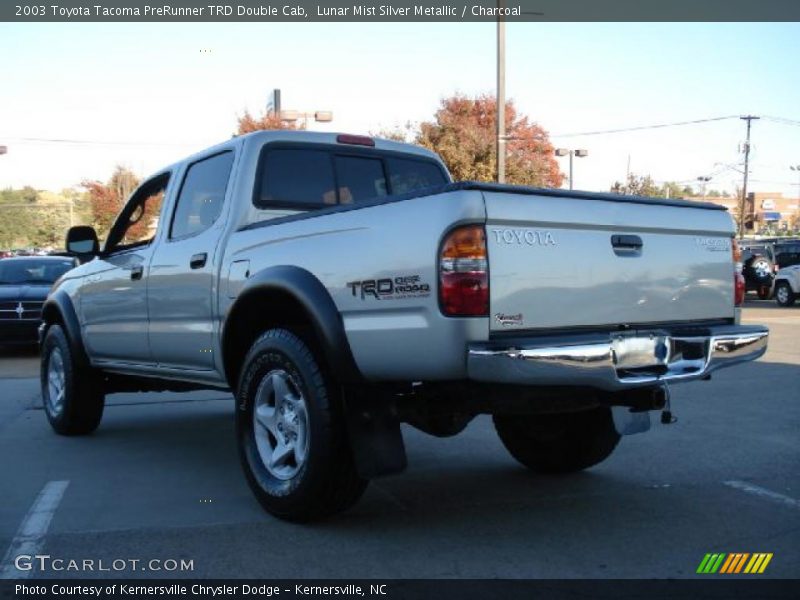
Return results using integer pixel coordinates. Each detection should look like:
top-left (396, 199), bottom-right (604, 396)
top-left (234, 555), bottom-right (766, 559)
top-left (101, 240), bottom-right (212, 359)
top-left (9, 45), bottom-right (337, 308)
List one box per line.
top-left (66, 226), bottom-right (99, 257)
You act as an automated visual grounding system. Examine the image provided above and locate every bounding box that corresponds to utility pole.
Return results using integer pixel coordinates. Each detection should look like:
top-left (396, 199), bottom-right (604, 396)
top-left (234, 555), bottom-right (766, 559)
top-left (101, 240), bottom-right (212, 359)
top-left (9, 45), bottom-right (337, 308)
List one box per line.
top-left (496, 2), bottom-right (506, 184)
top-left (267, 89), bottom-right (281, 116)
top-left (738, 115), bottom-right (759, 238)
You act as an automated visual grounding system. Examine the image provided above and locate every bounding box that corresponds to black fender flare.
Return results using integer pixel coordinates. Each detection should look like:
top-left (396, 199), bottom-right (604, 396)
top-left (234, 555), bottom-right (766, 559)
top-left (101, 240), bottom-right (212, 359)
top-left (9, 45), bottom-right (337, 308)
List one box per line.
top-left (223, 265), bottom-right (362, 384)
top-left (41, 289), bottom-right (90, 368)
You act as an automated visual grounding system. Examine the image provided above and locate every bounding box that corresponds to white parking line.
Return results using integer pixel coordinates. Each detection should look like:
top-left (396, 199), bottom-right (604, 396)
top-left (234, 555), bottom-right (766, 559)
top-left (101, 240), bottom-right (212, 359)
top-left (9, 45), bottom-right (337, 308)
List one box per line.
top-left (724, 480), bottom-right (799, 510)
top-left (0, 480), bottom-right (69, 579)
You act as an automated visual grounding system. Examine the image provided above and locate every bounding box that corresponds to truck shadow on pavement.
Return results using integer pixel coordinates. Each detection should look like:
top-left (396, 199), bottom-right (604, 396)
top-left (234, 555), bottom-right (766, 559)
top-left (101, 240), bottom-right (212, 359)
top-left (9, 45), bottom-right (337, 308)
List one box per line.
top-left (27, 358), bottom-right (793, 530)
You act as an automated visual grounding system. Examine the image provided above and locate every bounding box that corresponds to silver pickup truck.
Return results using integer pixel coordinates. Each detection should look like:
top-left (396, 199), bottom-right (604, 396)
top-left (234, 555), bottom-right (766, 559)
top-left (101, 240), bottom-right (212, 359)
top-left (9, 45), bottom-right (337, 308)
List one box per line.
top-left (41, 131), bottom-right (768, 521)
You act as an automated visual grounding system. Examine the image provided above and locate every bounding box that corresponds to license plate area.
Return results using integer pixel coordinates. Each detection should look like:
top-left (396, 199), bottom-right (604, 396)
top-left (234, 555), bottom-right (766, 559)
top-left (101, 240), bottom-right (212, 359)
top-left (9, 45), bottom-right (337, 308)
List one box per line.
top-left (613, 334), bottom-right (709, 378)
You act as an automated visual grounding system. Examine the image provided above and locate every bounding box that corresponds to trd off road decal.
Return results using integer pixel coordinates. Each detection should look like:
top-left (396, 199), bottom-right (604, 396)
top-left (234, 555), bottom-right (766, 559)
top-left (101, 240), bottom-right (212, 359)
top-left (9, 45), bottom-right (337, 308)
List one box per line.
top-left (347, 275), bottom-right (431, 300)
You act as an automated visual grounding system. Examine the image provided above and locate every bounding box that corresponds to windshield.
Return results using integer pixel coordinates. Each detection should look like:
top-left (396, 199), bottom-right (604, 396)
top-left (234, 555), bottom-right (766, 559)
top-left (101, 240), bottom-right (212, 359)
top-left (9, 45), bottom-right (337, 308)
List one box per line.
top-left (0, 259), bottom-right (75, 285)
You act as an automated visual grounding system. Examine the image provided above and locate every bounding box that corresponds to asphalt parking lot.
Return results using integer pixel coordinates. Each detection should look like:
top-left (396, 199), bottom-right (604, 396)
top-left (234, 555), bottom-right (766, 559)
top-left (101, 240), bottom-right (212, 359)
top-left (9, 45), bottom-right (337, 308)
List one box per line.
top-left (0, 300), bottom-right (798, 580)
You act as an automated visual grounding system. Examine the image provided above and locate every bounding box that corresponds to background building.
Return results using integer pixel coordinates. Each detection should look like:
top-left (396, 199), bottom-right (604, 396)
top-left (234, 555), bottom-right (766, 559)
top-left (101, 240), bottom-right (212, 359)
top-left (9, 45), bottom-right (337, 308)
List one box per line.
top-left (746, 192), bottom-right (800, 234)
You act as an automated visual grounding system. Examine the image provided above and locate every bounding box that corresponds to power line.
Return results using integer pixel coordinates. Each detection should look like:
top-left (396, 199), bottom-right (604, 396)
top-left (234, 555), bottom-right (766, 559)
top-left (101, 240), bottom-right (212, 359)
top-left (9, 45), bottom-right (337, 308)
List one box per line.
top-left (762, 115), bottom-right (800, 127)
top-left (749, 179), bottom-right (800, 185)
top-left (0, 136), bottom-right (202, 148)
top-left (550, 115), bottom-right (741, 138)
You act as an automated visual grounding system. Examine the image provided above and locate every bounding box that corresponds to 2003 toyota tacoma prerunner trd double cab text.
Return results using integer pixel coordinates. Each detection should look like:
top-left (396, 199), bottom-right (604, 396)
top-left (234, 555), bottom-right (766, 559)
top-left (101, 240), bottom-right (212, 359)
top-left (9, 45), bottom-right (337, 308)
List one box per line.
top-left (40, 131), bottom-right (769, 521)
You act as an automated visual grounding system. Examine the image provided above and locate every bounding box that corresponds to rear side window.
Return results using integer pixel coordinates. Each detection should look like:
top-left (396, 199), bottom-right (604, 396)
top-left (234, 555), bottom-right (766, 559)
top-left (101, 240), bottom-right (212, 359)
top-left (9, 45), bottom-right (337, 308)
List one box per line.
top-left (254, 145), bottom-right (448, 210)
top-left (386, 157), bottom-right (447, 194)
top-left (777, 251), bottom-right (800, 268)
top-left (171, 152), bottom-right (234, 239)
top-left (335, 156), bottom-right (387, 204)
top-left (258, 149), bottom-right (337, 207)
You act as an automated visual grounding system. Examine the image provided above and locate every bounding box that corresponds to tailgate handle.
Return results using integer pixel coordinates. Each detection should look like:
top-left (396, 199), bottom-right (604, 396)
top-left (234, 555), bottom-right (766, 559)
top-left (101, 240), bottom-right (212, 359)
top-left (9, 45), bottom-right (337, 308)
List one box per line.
top-left (611, 234), bottom-right (643, 250)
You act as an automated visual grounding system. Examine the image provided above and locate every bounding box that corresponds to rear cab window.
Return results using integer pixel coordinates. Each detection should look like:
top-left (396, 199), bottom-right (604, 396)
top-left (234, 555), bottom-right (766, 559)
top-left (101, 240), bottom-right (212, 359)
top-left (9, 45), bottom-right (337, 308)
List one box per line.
top-left (259, 149), bottom-right (337, 208)
top-left (253, 144), bottom-right (447, 212)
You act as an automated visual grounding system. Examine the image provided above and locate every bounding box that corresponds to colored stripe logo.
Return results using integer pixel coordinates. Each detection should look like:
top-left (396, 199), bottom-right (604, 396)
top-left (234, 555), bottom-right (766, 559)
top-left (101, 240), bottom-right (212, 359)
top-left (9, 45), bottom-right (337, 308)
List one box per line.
top-left (697, 553), bottom-right (773, 574)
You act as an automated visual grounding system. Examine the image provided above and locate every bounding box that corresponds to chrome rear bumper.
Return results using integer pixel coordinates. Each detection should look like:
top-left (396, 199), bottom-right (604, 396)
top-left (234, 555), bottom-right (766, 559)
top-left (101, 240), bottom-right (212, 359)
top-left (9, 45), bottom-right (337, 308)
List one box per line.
top-left (468, 325), bottom-right (768, 391)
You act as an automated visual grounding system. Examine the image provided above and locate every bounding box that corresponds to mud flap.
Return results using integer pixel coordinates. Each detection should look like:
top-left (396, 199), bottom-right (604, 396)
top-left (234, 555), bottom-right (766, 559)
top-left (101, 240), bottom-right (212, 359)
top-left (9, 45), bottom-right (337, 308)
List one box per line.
top-left (343, 388), bottom-right (407, 479)
top-left (611, 406), bottom-right (651, 436)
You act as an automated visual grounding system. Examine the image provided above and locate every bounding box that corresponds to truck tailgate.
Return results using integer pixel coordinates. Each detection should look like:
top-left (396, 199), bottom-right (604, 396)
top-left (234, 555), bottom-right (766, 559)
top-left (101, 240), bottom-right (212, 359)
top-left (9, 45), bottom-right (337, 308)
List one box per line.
top-left (484, 190), bottom-right (736, 331)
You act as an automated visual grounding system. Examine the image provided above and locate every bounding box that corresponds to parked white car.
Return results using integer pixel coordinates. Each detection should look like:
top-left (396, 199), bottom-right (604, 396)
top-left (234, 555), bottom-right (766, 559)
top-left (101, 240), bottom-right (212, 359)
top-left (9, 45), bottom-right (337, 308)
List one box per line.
top-left (774, 265), bottom-right (800, 307)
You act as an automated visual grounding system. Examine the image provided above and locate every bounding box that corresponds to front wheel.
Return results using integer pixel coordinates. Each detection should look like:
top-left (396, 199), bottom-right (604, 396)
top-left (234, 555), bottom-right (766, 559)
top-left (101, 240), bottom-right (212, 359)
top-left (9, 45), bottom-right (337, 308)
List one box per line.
top-left (493, 407), bottom-right (620, 474)
top-left (41, 324), bottom-right (105, 435)
top-left (236, 328), bottom-right (367, 521)
top-left (775, 281), bottom-right (796, 307)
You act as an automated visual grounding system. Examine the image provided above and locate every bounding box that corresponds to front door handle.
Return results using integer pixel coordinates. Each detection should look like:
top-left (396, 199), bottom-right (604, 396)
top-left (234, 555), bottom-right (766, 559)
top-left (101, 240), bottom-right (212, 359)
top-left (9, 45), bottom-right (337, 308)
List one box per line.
top-left (190, 253), bottom-right (207, 269)
top-left (130, 265), bottom-right (144, 280)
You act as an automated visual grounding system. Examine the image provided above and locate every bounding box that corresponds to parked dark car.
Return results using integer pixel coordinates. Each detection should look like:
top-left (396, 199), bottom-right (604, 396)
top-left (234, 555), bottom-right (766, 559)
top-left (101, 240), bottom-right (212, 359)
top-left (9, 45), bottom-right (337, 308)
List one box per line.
top-left (0, 256), bottom-right (79, 346)
top-left (739, 238), bottom-right (800, 299)
top-left (773, 240), bottom-right (800, 270)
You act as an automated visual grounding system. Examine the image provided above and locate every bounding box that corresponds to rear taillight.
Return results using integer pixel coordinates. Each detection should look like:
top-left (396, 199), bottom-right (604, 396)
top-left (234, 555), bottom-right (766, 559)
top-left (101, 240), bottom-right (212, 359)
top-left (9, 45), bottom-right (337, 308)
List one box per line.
top-left (735, 272), bottom-right (746, 306)
top-left (732, 239), bottom-right (745, 306)
top-left (439, 225), bottom-right (489, 316)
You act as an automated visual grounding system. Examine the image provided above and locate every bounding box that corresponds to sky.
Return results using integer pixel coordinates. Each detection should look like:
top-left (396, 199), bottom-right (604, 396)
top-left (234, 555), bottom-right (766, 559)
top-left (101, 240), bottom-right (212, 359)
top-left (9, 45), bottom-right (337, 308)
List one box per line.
top-left (1, 21), bottom-right (799, 197)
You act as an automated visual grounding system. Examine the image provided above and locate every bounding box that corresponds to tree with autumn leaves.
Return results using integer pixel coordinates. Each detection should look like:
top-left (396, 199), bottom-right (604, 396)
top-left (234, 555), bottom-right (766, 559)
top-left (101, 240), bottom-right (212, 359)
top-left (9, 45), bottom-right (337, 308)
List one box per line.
top-left (416, 94), bottom-right (563, 187)
top-left (235, 109), bottom-right (304, 134)
top-left (238, 93), bottom-right (564, 188)
top-left (81, 166), bottom-right (139, 238)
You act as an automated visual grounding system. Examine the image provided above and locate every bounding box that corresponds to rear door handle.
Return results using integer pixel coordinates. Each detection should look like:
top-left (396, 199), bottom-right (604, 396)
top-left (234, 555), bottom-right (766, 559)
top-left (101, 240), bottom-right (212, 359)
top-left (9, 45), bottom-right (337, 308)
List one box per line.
top-left (190, 253), bottom-right (207, 269)
top-left (130, 265), bottom-right (144, 280)
top-left (611, 234), bottom-right (643, 249)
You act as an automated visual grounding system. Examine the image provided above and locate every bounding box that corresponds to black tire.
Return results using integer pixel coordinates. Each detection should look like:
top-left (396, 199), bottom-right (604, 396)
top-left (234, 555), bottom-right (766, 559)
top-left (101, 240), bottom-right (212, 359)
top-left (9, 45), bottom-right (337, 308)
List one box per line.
top-left (744, 256), bottom-right (774, 288)
top-left (493, 407), bottom-right (620, 474)
top-left (40, 324), bottom-right (105, 435)
top-left (757, 286), bottom-right (771, 300)
top-left (236, 328), bottom-right (367, 522)
top-left (774, 281), bottom-right (796, 307)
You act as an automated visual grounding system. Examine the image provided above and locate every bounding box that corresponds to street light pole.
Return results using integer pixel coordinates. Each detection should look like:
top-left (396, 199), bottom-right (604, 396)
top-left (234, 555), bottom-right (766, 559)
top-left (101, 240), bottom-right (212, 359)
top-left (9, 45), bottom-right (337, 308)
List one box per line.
top-left (697, 176), bottom-right (712, 201)
top-left (555, 148), bottom-right (588, 190)
top-left (569, 152), bottom-right (574, 190)
top-left (496, 3), bottom-right (506, 184)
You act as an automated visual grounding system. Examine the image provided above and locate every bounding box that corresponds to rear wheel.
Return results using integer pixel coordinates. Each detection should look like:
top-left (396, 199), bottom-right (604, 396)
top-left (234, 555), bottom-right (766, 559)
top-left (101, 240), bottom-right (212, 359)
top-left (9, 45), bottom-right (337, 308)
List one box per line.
top-left (757, 286), bottom-right (771, 300)
top-left (236, 328), bottom-right (367, 521)
top-left (775, 281), bottom-right (796, 307)
top-left (41, 324), bottom-right (105, 435)
top-left (493, 407), bottom-right (620, 474)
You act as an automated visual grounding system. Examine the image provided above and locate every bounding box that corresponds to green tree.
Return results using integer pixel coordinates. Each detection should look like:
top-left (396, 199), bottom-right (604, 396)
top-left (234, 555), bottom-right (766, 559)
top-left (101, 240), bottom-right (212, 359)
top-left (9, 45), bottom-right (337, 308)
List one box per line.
top-left (20, 186), bottom-right (39, 203)
top-left (0, 188), bottom-right (75, 250)
top-left (416, 93), bottom-right (563, 187)
top-left (610, 173), bottom-right (662, 197)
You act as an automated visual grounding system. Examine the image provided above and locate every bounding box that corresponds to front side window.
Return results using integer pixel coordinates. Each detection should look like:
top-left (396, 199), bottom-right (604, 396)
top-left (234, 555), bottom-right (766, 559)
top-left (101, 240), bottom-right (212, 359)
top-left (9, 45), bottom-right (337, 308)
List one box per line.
top-left (170, 152), bottom-right (235, 239)
top-left (105, 174), bottom-right (170, 253)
